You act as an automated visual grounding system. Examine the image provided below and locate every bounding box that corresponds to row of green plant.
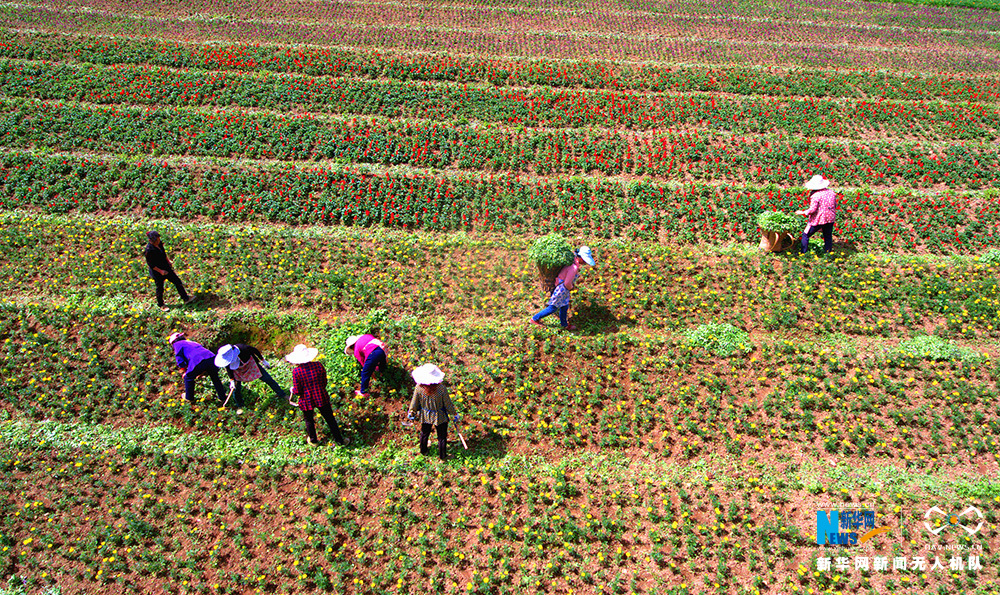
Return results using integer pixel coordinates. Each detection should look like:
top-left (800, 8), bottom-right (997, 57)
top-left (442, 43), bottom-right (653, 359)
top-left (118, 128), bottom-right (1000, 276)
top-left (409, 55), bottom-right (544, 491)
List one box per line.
top-left (2, 59), bottom-right (996, 142)
top-left (2, 151), bottom-right (999, 251)
top-left (1, 30), bottom-right (997, 103)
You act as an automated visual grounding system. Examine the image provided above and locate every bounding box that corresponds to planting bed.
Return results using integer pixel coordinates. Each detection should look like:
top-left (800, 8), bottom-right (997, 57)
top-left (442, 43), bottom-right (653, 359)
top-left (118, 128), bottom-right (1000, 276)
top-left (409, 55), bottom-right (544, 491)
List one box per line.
top-left (1, 0), bottom-right (1000, 593)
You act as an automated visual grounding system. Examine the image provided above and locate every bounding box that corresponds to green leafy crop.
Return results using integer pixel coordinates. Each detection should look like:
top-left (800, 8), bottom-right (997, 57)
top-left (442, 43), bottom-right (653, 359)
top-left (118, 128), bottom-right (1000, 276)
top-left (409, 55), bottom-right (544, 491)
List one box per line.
top-left (683, 323), bottom-right (753, 357)
top-left (979, 248), bottom-right (1000, 264)
top-left (756, 211), bottom-right (804, 234)
top-left (527, 233), bottom-right (575, 269)
top-left (894, 335), bottom-right (983, 363)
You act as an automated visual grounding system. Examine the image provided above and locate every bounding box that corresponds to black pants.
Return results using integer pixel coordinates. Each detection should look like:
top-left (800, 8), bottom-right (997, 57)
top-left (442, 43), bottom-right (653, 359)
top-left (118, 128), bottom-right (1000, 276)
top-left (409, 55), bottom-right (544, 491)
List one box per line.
top-left (303, 404), bottom-right (345, 444)
top-left (420, 422), bottom-right (448, 460)
top-left (801, 222), bottom-right (834, 254)
top-left (184, 358), bottom-right (229, 404)
top-left (152, 270), bottom-right (190, 306)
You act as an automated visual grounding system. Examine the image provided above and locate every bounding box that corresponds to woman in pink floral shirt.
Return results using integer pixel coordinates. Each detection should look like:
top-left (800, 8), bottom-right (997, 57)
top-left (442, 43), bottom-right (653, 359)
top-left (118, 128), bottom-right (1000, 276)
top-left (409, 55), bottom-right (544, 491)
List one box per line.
top-left (796, 175), bottom-right (838, 254)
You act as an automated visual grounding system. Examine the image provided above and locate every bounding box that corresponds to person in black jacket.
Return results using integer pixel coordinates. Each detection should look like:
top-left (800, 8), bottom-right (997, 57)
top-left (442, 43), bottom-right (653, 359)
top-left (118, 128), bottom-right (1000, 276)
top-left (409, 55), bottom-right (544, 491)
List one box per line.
top-left (215, 343), bottom-right (288, 408)
top-left (144, 230), bottom-right (194, 311)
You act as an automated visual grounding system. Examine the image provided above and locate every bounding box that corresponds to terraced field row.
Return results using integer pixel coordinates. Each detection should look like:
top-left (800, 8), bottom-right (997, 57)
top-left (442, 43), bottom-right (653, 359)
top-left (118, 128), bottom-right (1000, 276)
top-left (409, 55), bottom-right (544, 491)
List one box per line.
top-left (2, 31), bottom-right (999, 256)
top-left (4, 33), bottom-right (1000, 101)
top-left (4, 151), bottom-right (998, 250)
top-left (4, 0), bottom-right (1000, 70)
top-left (6, 59), bottom-right (998, 140)
top-left (5, 426), bottom-right (991, 595)
top-left (3, 212), bottom-right (1000, 593)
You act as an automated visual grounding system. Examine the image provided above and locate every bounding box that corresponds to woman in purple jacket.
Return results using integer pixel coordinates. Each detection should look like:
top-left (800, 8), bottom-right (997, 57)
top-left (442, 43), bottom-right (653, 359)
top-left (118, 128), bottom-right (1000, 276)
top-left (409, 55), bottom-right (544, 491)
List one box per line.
top-left (168, 332), bottom-right (233, 410)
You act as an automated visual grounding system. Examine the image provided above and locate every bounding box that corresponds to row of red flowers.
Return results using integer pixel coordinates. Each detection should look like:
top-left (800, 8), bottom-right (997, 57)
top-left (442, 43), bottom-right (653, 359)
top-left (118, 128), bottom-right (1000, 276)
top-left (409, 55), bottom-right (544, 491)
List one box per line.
top-left (1, 151), bottom-right (995, 252)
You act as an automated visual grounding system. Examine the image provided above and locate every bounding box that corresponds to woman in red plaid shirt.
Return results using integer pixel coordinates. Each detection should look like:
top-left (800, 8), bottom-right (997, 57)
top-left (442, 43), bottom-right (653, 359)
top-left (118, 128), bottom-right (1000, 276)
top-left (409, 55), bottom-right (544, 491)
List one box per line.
top-left (285, 344), bottom-right (349, 446)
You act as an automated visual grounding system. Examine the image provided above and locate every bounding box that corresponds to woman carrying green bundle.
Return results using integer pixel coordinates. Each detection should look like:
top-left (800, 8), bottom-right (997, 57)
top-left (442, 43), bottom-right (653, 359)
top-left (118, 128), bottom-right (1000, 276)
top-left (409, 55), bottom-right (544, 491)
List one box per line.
top-left (530, 246), bottom-right (596, 330)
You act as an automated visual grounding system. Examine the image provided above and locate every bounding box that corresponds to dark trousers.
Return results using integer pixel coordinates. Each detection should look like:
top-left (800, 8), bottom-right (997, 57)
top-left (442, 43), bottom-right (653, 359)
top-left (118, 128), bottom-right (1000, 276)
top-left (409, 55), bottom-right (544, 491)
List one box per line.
top-left (303, 404), bottom-right (345, 444)
top-left (152, 270), bottom-right (189, 306)
top-left (420, 422), bottom-right (448, 460)
top-left (232, 367), bottom-right (284, 407)
top-left (801, 222), bottom-right (834, 254)
top-left (184, 358), bottom-right (228, 404)
top-left (359, 347), bottom-right (386, 393)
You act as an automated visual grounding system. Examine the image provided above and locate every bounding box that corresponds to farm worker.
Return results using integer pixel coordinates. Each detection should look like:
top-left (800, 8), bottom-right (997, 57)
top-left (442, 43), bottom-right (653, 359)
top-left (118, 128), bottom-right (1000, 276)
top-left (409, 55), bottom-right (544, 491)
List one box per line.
top-left (167, 332), bottom-right (235, 411)
top-left (407, 364), bottom-right (458, 461)
top-left (144, 230), bottom-right (194, 312)
top-left (795, 175), bottom-right (838, 254)
top-left (285, 344), bottom-right (350, 446)
top-left (345, 334), bottom-right (387, 397)
top-left (530, 246), bottom-right (596, 330)
top-left (215, 344), bottom-right (287, 407)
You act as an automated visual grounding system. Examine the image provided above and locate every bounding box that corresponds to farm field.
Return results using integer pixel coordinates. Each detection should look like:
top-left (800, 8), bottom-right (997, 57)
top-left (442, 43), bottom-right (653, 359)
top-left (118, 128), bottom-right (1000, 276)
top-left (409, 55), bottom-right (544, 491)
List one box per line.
top-left (1, 0), bottom-right (1000, 593)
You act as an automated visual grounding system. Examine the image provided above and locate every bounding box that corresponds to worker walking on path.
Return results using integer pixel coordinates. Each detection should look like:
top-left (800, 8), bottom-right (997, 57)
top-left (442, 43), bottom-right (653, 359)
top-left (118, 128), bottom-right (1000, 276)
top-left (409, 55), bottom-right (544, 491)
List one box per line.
top-left (167, 332), bottom-right (235, 411)
top-left (144, 230), bottom-right (194, 312)
top-left (286, 344), bottom-right (350, 446)
top-left (345, 334), bottom-right (387, 397)
top-left (407, 364), bottom-right (458, 461)
top-left (530, 246), bottom-right (596, 331)
top-left (215, 343), bottom-right (287, 407)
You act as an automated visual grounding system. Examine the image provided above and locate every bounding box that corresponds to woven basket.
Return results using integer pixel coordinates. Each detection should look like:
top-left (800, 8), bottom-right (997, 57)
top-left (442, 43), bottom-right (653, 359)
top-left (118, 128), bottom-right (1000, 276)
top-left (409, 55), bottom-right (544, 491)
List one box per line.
top-left (537, 263), bottom-right (562, 295)
top-left (759, 230), bottom-right (794, 253)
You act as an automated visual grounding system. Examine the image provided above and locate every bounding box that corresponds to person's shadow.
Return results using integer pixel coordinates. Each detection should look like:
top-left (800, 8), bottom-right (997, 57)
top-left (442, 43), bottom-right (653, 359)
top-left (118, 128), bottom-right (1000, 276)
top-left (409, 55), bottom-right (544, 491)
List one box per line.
top-left (774, 240), bottom-right (856, 260)
top-left (573, 302), bottom-right (634, 335)
top-left (185, 292), bottom-right (229, 309)
top-left (452, 428), bottom-right (508, 462)
top-left (379, 362), bottom-right (412, 398)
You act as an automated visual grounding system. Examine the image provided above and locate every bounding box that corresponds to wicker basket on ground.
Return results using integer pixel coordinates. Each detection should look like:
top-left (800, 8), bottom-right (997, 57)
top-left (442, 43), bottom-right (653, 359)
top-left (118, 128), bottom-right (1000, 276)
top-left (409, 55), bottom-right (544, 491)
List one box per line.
top-left (759, 230), bottom-right (794, 253)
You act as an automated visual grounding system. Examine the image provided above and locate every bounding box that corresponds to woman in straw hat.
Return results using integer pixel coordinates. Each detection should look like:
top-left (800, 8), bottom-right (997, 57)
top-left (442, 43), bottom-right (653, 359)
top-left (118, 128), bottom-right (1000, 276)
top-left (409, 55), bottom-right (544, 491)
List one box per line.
top-left (215, 343), bottom-right (287, 408)
top-left (285, 344), bottom-right (349, 446)
top-left (407, 364), bottom-right (458, 461)
top-left (795, 175), bottom-right (838, 254)
top-left (530, 245), bottom-right (596, 331)
top-left (344, 334), bottom-right (387, 397)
